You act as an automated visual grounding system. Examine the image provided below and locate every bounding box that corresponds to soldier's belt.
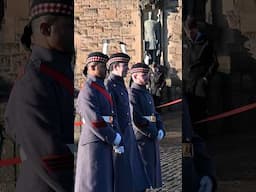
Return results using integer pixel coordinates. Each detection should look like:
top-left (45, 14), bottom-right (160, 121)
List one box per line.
top-left (143, 115), bottom-right (156, 122)
top-left (82, 118), bottom-right (85, 124)
top-left (81, 117), bottom-right (113, 124)
top-left (102, 116), bottom-right (113, 123)
top-left (182, 142), bottom-right (194, 158)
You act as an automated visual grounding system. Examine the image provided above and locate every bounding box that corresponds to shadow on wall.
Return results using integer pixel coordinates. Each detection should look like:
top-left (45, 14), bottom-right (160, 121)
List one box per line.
top-left (205, 0), bottom-right (256, 134)
top-left (205, 2), bottom-right (256, 191)
top-left (182, 0), bottom-right (256, 135)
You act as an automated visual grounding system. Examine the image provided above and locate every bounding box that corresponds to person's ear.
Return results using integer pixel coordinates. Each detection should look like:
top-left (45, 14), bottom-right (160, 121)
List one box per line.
top-left (113, 63), bottom-right (119, 71)
top-left (40, 22), bottom-right (51, 36)
top-left (132, 73), bottom-right (136, 80)
top-left (91, 64), bottom-right (96, 71)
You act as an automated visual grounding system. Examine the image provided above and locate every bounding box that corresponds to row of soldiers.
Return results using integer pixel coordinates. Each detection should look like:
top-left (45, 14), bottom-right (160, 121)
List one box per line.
top-left (75, 52), bottom-right (165, 192)
top-left (3, 0), bottom-right (165, 191)
top-left (3, 0), bottom-right (216, 191)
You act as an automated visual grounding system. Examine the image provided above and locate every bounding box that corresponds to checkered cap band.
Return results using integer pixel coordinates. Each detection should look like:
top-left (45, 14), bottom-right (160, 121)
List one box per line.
top-left (31, 3), bottom-right (73, 19)
top-left (106, 57), bottom-right (130, 68)
top-left (86, 56), bottom-right (108, 65)
top-left (129, 67), bottom-right (150, 74)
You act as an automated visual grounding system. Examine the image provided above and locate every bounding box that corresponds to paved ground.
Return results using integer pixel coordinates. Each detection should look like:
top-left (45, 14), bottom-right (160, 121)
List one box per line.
top-left (149, 109), bottom-right (182, 192)
top-left (207, 130), bottom-right (256, 192)
top-left (4, 103), bottom-right (256, 192)
top-left (0, 107), bottom-right (182, 192)
top-left (157, 145), bottom-right (182, 192)
top-left (75, 108), bottom-right (183, 192)
top-left (158, 107), bottom-right (256, 192)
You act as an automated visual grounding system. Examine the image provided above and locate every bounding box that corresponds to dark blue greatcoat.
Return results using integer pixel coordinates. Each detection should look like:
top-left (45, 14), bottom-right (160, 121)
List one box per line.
top-left (75, 75), bottom-right (119, 192)
top-left (5, 45), bottom-right (74, 192)
top-left (128, 82), bottom-right (164, 189)
top-left (106, 74), bottom-right (150, 192)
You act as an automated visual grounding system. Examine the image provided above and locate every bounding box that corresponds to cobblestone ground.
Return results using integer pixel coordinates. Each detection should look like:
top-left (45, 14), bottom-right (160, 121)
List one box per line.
top-left (0, 108), bottom-right (182, 191)
top-left (75, 108), bottom-right (182, 192)
top-left (155, 145), bottom-right (182, 192)
top-left (74, 144), bottom-right (182, 192)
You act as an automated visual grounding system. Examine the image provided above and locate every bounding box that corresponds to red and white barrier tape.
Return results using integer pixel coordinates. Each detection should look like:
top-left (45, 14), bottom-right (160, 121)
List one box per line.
top-left (3, 99), bottom-right (256, 167)
top-left (194, 102), bottom-right (256, 124)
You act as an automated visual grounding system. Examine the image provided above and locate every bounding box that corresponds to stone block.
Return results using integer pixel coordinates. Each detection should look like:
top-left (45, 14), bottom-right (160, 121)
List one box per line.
top-left (121, 27), bottom-right (131, 35)
top-left (6, 0), bottom-right (29, 17)
top-left (84, 8), bottom-right (98, 17)
top-left (86, 27), bottom-right (96, 36)
top-left (94, 26), bottom-right (104, 33)
top-left (240, 13), bottom-right (256, 32)
top-left (109, 22), bottom-right (123, 28)
top-left (112, 28), bottom-right (122, 36)
top-left (104, 8), bottom-right (117, 19)
top-left (222, 0), bottom-right (234, 13)
top-left (237, 0), bottom-right (256, 13)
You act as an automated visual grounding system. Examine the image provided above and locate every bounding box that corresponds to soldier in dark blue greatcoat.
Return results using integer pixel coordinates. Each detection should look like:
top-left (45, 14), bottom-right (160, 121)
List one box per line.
top-left (106, 53), bottom-right (150, 192)
top-left (75, 52), bottom-right (125, 192)
top-left (128, 63), bottom-right (165, 190)
top-left (4, 0), bottom-right (74, 191)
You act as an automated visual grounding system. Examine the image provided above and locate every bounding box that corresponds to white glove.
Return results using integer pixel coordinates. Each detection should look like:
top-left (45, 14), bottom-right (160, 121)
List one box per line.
top-left (157, 129), bottom-right (164, 141)
top-left (113, 133), bottom-right (122, 146)
top-left (198, 176), bottom-right (213, 192)
top-left (113, 133), bottom-right (124, 154)
top-left (113, 146), bottom-right (125, 154)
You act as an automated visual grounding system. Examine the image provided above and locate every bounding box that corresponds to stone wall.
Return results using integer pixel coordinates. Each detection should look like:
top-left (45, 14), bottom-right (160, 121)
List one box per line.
top-left (0, 0), bottom-right (30, 190)
top-left (0, 0), bottom-right (182, 190)
top-left (74, 0), bottom-right (142, 88)
top-left (204, 0), bottom-right (256, 133)
top-left (164, 0), bottom-right (182, 79)
top-left (74, 0), bottom-right (182, 89)
top-left (0, 0), bottom-right (29, 82)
